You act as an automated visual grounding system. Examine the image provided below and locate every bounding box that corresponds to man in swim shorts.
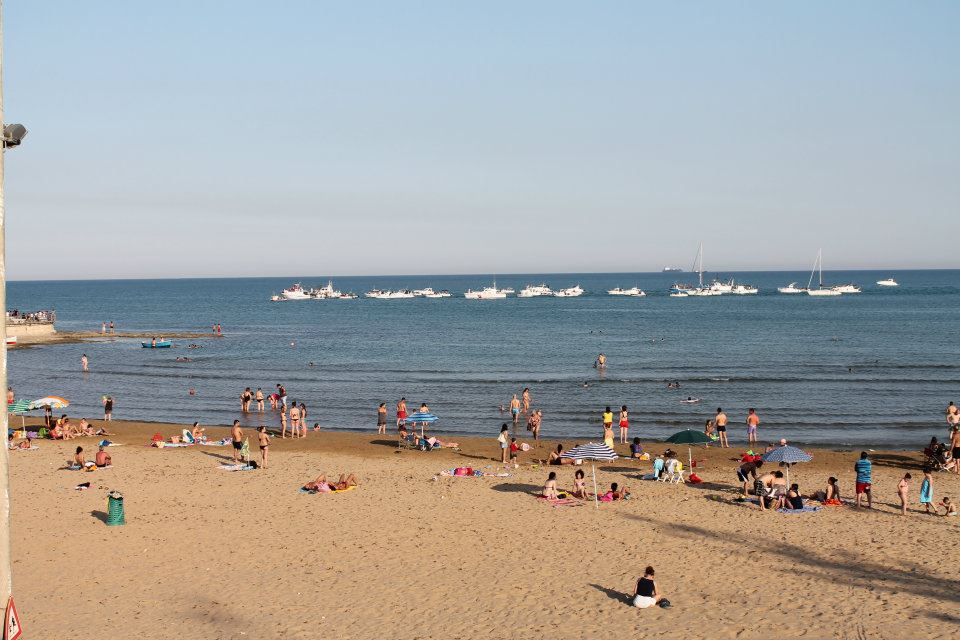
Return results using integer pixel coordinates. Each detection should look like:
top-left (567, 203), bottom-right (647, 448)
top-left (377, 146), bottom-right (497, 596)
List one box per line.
top-left (509, 394), bottom-right (521, 426)
top-left (746, 408), bottom-right (760, 444)
top-left (231, 420), bottom-right (243, 464)
top-left (715, 408), bottom-right (728, 448)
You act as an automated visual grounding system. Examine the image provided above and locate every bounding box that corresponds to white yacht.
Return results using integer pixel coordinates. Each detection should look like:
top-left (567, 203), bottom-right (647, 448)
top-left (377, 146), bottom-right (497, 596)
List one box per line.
top-left (384, 289), bottom-right (415, 299)
top-left (876, 278), bottom-right (898, 287)
top-left (309, 280), bottom-right (356, 299)
top-left (672, 242), bottom-right (720, 297)
top-left (669, 291), bottom-right (689, 298)
top-left (413, 288), bottom-right (437, 297)
top-left (518, 284), bottom-right (553, 298)
top-left (281, 283), bottom-right (311, 300)
top-left (465, 281), bottom-right (508, 299)
top-left (364, 289), bottom-right (385, 298)
top-left (608, 287), bottom-right (645, 297)
top-left (554, 285), bottom-right (584, 297)
top-left (807, 249), bottom-right (842, 296)
top-left (423, 289), bottom-right (452, 298)
top-left (730, 283), bottom-right (759, 295)
top-left (708, 279), bottom-right (734, 294)
top-left (778, 282), bottom-right (807, 294)
top-left (499, 286), bottom-right (515, 294)
top-left (832, 284), bottom-right (861, 294)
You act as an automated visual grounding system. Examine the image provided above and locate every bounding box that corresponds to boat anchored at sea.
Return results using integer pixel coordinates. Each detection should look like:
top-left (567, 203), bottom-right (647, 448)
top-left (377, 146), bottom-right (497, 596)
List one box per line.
top-left (876, 278), bottom-right (898, 287)
top-left (806, 249), bottom-right (842, 296)
top-left (465, 281), bottom-right (509, 299)
top-left (554, 285), bottom-right (584, 297)
top-left (517, 284), bottom-right (553, 298)
top-left (608, 286), bottom-right (646, 297)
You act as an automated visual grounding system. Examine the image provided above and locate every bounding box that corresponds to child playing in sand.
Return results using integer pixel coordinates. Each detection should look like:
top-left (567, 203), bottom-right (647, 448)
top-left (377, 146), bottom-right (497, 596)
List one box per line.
top-left (938, 496), bottom-right (957, 516)
top-left (920, 469), bottom-right (934, 514)
top-left (257, 426), bottom-right (270, 469)
top-left (897, 473), bottom-right (911, 515)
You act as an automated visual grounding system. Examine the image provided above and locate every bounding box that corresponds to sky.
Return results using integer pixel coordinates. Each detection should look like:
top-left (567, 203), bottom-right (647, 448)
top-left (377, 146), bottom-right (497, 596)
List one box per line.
top-left (3, 1), bottom-right (958, 280)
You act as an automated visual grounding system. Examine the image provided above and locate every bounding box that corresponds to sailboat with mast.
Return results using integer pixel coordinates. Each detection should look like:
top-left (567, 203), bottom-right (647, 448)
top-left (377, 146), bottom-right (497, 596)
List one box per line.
top-left (806, 249), bottom-right (842, 296)
top-left (687, 242), bottom-right (721, 296)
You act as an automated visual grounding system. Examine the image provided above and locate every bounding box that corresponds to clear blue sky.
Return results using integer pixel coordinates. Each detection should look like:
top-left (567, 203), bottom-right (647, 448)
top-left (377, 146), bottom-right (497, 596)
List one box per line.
top-left (4, 1), bottom-right (958, 279)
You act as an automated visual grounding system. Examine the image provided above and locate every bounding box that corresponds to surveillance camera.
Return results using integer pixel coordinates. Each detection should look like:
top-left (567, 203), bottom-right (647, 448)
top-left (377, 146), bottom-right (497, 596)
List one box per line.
top-left (3, 124), bottom-right (28, 148)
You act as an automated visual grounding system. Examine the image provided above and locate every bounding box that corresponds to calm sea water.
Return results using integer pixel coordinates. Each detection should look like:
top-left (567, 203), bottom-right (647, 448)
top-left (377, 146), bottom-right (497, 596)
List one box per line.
top-left (7, 270), bottom-right (960, 447)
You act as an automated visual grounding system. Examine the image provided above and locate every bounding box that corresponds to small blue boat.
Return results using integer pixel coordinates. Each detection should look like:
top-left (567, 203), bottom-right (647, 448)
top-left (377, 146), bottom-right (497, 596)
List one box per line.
top-left (141, 341), bottom-right (172, 348)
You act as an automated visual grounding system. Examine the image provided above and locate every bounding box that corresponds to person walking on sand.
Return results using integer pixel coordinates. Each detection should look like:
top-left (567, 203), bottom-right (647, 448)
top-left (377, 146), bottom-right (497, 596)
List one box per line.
top-left (509, 394), bottom-right (521, 427)
top-left (255, 388), bottom-right (264, 412)
top-left (633, 566), bottom-right (665, 609)
top-left (396, 397), bottom-right (408, 428)
top-left (377, 403), bottom-right (388, 434)
top-left (231, 420), bottom-right (243, 464)
top-left (618, 405), bottom-right (629, 444)
top-left (746, 408), bottom-right (760, 444)
top-left (498, 424), bottom-right (509, 463)
top-left (81, 354), bottom-right (88, 372)
top-left (920, 468), bottom-right (934, 514)
top-left (257, 426), bottom-right (271, 469)
top-left (897, 473), bottom-right (911, 516)
top-left (715, 408), bottom-right (729, 448)
top-left (854, 451), bottom-right (873, 508)
top-left (102, 396), bottom-right (114, 422)
top-left (289, 402), bottom-right (301, 439)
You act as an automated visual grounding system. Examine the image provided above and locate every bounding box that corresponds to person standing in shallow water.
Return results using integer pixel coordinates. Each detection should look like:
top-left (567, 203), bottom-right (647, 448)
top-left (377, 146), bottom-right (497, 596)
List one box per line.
top-left (377, 403), bottom-right (388, 434)
top-left (746, 408), bottom-right (760, 444)
top-left (522, 388), bottom-right (531, 413)
top-left (81, 354), bottom-right (88, 372)
top-left (509, 394), bottom-right (521, 428)
top-left (715, 408), bottom-right (729, 448)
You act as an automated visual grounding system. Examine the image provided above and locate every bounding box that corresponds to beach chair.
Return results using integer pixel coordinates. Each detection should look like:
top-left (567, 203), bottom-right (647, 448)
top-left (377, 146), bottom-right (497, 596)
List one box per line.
top-left (397, 432), bottom-right (415, 451)
top-left (660, 461), bottom-right (685, 483)
top-left (923, 446), bottom-right (948, 471)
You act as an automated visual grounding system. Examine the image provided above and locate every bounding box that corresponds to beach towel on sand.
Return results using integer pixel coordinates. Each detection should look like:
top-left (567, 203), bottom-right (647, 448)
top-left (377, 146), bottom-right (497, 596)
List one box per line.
top-left (438, 468), bottom-right (511, 478)
top-left (299, 485), bottom-right (357, 495)
top-left (10, 446), bottom-right (39, 452)
top-left (218, 463), bottom-right (256, 471)
top-left (777, 506), bottom-right (821, 514)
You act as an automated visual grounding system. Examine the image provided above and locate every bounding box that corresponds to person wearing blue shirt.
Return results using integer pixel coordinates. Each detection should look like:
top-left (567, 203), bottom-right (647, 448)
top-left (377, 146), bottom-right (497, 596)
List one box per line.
top-left (854, 451), bottom-right (873, 508)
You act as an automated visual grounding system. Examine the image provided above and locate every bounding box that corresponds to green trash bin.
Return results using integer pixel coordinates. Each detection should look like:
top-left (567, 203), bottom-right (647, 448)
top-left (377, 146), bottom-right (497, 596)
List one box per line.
top-left (106, 490), bottom-right (126, 526)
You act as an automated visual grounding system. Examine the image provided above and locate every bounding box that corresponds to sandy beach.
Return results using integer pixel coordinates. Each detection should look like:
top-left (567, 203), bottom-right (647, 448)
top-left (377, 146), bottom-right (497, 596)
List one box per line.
top-left (8, 419), bottom-right (959, 639)
top-left (8, 330), bottom-right (217, 348)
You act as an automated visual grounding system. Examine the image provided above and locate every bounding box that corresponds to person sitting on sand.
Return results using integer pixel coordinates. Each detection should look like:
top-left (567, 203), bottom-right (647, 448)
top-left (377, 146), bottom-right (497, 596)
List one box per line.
top-left (938, 496), bottom-right (957, 516)
top-left (602, 482), bottom-right (629, 501)
top-left (547, 444), bottom-right (575, 465)
top-left (769, 471), bottom-right (788, 510)
top-left (811, 477), bottom-right (842, 505)
top-left (643, 453), bottom-right (666, 480)
top-left (543, 472), bottom-right (559, 499)
top-left (630, 437), bottom-right (644, 459)
top-left (633, 566), bottom-right (664, 609)
top-left (49, 424), bottom-right (64, 440)
top-left (73, 446), bottom-right (86, 469)
top-left (95, 445), bottom-right (112, 467)
top-left (7, 434), bottom-right (30, 450)
top-left (572, 469), bottom-right (588, 499)
top-left (304, 473), bottom-right (358, 493)
top-left (191, 422), bottom-right (205, 442)
top-left (786, 483), bottom-right (803, 510)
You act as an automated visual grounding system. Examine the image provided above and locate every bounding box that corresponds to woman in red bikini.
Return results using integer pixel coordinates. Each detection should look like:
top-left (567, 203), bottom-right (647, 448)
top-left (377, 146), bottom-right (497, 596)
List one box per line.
top-left (619, 405), bottom-right (629, 444)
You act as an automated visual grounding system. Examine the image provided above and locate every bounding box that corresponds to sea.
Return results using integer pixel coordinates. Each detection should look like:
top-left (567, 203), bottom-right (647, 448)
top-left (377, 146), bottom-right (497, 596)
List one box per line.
top-left (7, 270), bottom-right (960, 448)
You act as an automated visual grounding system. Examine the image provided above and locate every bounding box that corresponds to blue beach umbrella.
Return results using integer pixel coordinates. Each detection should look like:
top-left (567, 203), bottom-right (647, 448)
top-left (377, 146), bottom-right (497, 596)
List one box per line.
top-left (404, 412), bottom-right (438, 438)
top-left (762, 445), bottom-right (812, 485)
top-left (561, 442), bottom-right (618, 508)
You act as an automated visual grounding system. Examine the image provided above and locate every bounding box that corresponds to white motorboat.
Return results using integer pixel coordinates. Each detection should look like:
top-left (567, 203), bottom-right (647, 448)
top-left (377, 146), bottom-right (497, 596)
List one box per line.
top-left (608, 286), bottom-right (645, 296)
top-left (730, 283), bottom-right (759, 295)
top-left (383, 289), bottom-right (415, 299)
top-left (554, 285), bottom-right (584, 297)
top-left (672, 242), bottom-right (720, 298)
top-left (270, 294), bottom-right (283, 302)
top-left (499, 287), bottom-right (515, 294)
top-left (309, 280), bottom-right (355, 299)
top-left (465, 281), bottom-right (508, 299)
top-left (708, 279), bottom-right (734, 294)
top-left (518, 284), bottom-right (553, 297)
top-left (832, 284), bottom-right (861, 294)
top-left (413, 288), bottom-right (435, 297)
top-left (281, 283), bottom-right (310, 300)
top-left (687, 287), bottom-right (722, 296)
top-left (423, 290), bottom-right (452, 298)
top-left (806, 249), bottom-right (842, 296)
top-left (778, 282), bottom-right (807, 294)
top-left (876, 278), bottom-right (898, 287)
top-left (669, 292), bottom-right (689, 298)
top-left (365, 289), bottom-right (385, 298)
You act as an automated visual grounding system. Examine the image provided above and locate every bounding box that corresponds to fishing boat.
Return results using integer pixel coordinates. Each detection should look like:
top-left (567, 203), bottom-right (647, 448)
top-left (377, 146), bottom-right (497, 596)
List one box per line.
top-left (554, 285), bottom-right (584, 297)
top-left (876, 278), bottom-right (898, 287)
top-left (777, 282), bottom-right (807, 294)
top-left (730, 283), bottom-right (759, 295)
top-left (423, 290), bottom-right (452, 298)
top-left (310, 280), bottom-right (355, 299)
top-left (518, 284), bottom-right (553, 297)
top-left (142, 340), bottom-right (172, 348)
top-left (281, 283), bottom-right (310, 300)
top-left (364, 289), bottom-right (385, 298)
top-left (806, 249), bottom-right (842, 296)
top-left (465, 281), bottom-right (508, 299)
top-left (608, 287), bottom-right (646, 297)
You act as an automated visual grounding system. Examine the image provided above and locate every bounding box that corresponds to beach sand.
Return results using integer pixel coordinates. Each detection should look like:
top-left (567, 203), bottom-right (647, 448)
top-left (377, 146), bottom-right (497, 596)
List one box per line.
top-left (9, 419), bottom-right (960, 639)
top-left (9, 330), bottom-right (217, 348)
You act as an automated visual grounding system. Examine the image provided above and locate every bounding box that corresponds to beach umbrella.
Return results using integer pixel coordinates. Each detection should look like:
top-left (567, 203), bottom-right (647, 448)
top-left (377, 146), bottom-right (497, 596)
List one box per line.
top-left (28, 396), bottom-right (70, 410)
top-left (404, 411), bottom-right (438, 439)
top-left (561, 442), bottom-right (618, 508)
top-left (7, 399), bottom-right (31, 428)
top-left (761, 445), bottom-right (812, 486)
top-left (665, 429), bottom-right (713, 471)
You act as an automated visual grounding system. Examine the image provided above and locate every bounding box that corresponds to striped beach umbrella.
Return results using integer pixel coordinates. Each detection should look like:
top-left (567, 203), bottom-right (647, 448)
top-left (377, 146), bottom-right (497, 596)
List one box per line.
top-left (561, 443), bottom-right (618, 508)
top-left (28, 396), bottom-right (70, 410)
top-left (404, 412), bottom-right (438, 438)
top-left (761, 445), bottom-right (812, 485)
top-left (7, 399), bottom-right (32, 429)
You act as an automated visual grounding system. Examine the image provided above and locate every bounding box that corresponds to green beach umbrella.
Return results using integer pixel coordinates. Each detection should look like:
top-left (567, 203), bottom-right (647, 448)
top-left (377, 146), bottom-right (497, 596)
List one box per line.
top-left (665, 429), bottom-right (713, 472)
top-left (7, 399), bottom-right (32, 428)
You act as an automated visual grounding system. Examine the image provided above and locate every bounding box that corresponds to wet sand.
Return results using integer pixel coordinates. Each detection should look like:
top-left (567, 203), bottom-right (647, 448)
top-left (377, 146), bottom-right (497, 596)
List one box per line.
top-left (9, 330), bottom-right (219, 348)
top-left (8, 419), bottom-right (959, 639)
